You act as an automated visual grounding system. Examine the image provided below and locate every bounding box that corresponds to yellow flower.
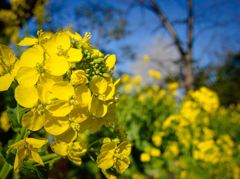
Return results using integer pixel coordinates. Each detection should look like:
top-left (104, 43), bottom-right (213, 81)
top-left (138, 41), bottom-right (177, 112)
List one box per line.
top-left (167, 82), bottom-right (179, 91)
top-left (150, 148), bottom-right (161, 157)
top-left (51, 141), bottom-right (86, 165)
top-left (190, 87), bottom-right (219, 113)
top-left (43, 31), bottom-right (83, 67)
top-left (140, 153), bottom-right (151, 162)
top-left (97, 138), bottom-right (131, 174)
top-left (180, 100), bottom-right (200, 123)
top-left (9, 137), bottom-right (47, 173)
top-left (70, 70), bottom-right (88, 85)
top-left (143, 55), bottom-right (150, 62)
top-left (16, 45), bottom-right (44, 87)
top-left (132, 75), bottom-right (142, 86)
top-left (152, 132), bottom-right (164, 147)
top-left (105, 54), bottom-right (116, 71)
top-left (0, 44), bottom-right (18, 91)
top-left (164, 142), bottom-right (179, 157)
top-left (89, 76), bottom-right (118, 118)
top-left (121, 74), bottom-right (131, 83)
top-left (193, 140), bottom-right (220, 164)
top-left (0, 111), bottom-right (10, 132)
top-left (148, 69), bottom-right (161, 80)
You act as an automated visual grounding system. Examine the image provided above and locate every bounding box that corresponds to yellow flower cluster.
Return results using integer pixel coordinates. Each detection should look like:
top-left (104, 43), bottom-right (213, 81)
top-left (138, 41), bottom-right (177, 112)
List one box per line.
top-left (118, 78), bottom-right (239, 178)
top-left (96, 138), bottom-right (131, 173)
top-left (140, 146), bottom-right (161, 162)
top-left (189, 87), bottom-right (219, 113)
top-left (0, 30), bottom-right (131, 175)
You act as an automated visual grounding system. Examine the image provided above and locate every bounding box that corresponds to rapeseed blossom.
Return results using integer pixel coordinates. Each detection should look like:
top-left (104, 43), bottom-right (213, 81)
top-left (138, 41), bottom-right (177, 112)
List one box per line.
top-left (0, 29), bottom-right (130, 176)
top-left (9, 137), bottom-right (47, 173)
top-left (97, 138), bottom-right (131, 174)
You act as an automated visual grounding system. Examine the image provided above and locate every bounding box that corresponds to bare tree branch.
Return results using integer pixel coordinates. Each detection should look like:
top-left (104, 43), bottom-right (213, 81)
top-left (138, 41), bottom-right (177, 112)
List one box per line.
top-left (141, 0), bottom-right (186, 57)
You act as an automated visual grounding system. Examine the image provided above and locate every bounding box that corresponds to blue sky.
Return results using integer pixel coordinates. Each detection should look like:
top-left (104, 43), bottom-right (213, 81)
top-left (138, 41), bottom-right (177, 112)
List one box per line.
top-left (24, 0), bottom-right (240, 73)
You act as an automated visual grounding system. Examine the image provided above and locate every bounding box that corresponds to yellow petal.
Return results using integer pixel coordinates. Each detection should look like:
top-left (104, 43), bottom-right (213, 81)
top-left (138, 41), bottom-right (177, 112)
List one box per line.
top-left (66, 31), bottom-right (82, 41)
top-left (98, 82), bottom-right (115, 101)
top-left (56, 127), bottom-right (77, 143)
top-left (89, 75), bottom-right (108, 95)
top-left (50, 81), bottom-right (74, 101)
top-left (0, 73), bottom-right (14, 91)
top-left (18, 37), bottom-right (38, 46)
top-left (16, 67), bottom-right (39, 87)
top-left (46, 100), bottom-right (73, 117)
top-left (115, 157), bottom-right (130, 173)
top-left (79, 115), bottom-right (105, 133)
top-left (26, 138), bottom-right (47, 148)
top-left (15, 85), bottom-right (38, 108)
top-left (44, 56), bottom-right (69, 76)
top-left (44, 113), bottom-right (69, 135)
top-left (14, 147), bottom-right (27, 173)
top-left (51, 142), bottom-right (68, 156)
top-left (22, 111), bottom-right (44, 131)
top-left (30, 149), bottom-right (44, 165)
top-left (19, 45), bottom-right (44, 68)
top-left (0, 44), bottom-right (16, 67)
top-left (68, 48), bottom-right (83, 62)
top-left (97, 150), bottom-right (114, 169)
top-left (105, 54), bottom-right (116, 70)
top-left (37, 78), bottom-right (56, 104)
top-left (70, 70), bottom-right (88, 85)
top-left (89, 95), bottom-right (108, 118)
top-left (101, 141), bottom-right (117, 152)
top-left (70, 106), bottom-right (89, 123)
top-left (43, 31), bottom-right (71, 55)
top-left (118, 141), bottom-right (131, 156)
top-left (9, 140), bottom-right (25, 150)
top-left (75, 85), bottom-right (91, 107)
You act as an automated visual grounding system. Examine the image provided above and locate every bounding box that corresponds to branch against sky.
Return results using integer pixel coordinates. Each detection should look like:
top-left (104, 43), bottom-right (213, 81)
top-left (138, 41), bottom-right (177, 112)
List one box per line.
top-left (21, 0), bottom-right (240, 88)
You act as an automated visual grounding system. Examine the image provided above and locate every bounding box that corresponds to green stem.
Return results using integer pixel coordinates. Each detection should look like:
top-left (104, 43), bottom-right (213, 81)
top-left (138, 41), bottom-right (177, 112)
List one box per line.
top-left (0, 161), bottom-right (12, 179)
top-left (41, 153), bottom-right (59, 162)
top-left (24, 153), bottom-right (60, 165)
top-left (15, 127), bottom-right (27, 142)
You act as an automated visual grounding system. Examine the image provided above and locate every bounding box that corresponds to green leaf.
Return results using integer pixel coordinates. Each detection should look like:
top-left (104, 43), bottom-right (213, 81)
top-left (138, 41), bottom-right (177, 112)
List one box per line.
top-left (0, 154), bottom-right (12, 179)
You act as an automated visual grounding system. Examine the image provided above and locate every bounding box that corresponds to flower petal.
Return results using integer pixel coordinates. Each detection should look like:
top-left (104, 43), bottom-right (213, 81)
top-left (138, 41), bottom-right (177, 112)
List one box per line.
top-left (22, 111), bottom-right (44, 131)
top-left (18, 37), bottom-right (38, 46)
top-left (56, 127), bottom-right (77, 143)
top-left (51, 142), bottom-right (68, 156)
top-left (89, 95), bottom-right (108, 118)
top-left (44, 56), bottom-right (69, 76)
top-left (16, 67), bottom-right (39, 87)
top-left (68, 48), bottom-right (83, 62)
top-left (19, 45), bottom-right (44, 68)
top-left (0, 73), bottom-right (14, 91)
top-left (50, 81), bottom-right (74, 101)
top-left (90, 75), bottom-right (108, 95)
top-left (46, 100), bottom-right (73, 117)
top-left (105, 54), bottom-right (116, 70)
top-left (15, 86), bottom-right (38, 108)
top-left (44, 113), bottom-right (69, 135)
top-left (75, 85), bottom-right (91, 107)
top-left (26, 138), bottom-right (47, 148)
top-left (30, 149), bottom-right (44, 165)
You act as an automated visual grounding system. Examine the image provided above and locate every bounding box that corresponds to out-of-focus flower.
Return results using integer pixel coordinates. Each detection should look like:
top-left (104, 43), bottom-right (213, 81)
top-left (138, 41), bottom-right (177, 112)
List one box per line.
top-left (0, 111), bottom-right (10, 132)
top-left (148, 69), bottom-right (161, 80)
top-left (97, 138), bottom-right (131, 174)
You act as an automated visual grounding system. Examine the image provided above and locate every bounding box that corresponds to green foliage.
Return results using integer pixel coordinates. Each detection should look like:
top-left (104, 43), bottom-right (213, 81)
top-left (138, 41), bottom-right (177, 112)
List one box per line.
top-left (117, 74), bottom-right (240, 179)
